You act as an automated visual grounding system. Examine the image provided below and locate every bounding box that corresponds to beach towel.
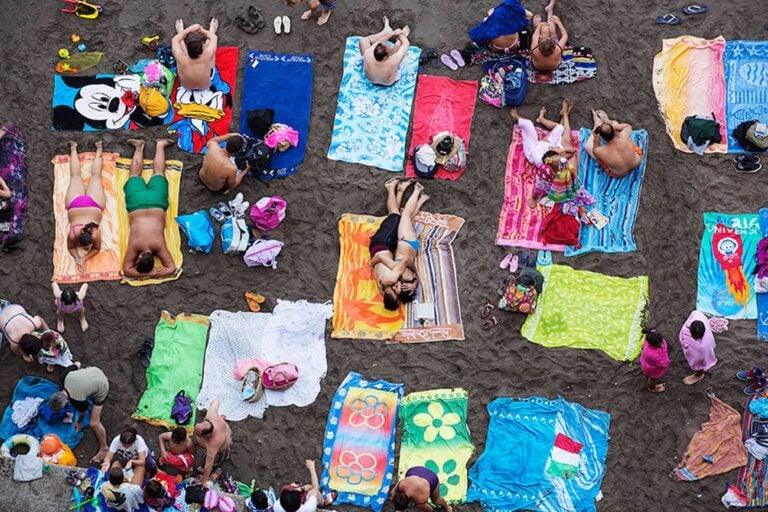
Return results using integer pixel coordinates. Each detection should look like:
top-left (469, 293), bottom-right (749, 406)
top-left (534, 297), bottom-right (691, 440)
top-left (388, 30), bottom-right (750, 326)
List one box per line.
top-left (724, 40), bottom-right (768, 153)
top-left (404, 75), bottom-right (478, 181)
top-left (52, 74), bottom-right (173, 131)
top-left (673, 392), bottom-right (747, 481)
top-left (320, 372), bottom-right (404, 512)
top-left (398, 389), bottom-right (474, 504)
top-left (197, 301), bottom-right (332, 420)
top-left (496, 126), bottom-right (579, 251)
top-left (0, 125), bottom-right (27, 248)
top-left (565, 129), bottom-right (648, 256)
top-left (239, 51), bottom-right (314, 179)
top-left (521, 264), bottom-right (648, 361)
top-left (0, 376), bottom-right (90, 448)
top-left (468, 0), bottom-right (528, 44)
top-left (327, 37), bottom-right (421, 171)
top-left (467, 396), bottom-right (610, 512)
top-left (652, 36), bottom-right (727, 153)
top-left (758, 209), bottom-right (768, 341)
top-left (167, 47), bottom-right (238, 154)
top-left (736, 392), bottom-right (768, 506)
top-left (332, 212), bottom-right (465, 342)
top-left (697, 212), bottom-right (759, 320)
top-left (133, 312), bottom-right (209, 430)
top-left (51, 152), bottom-right (122, 283)
top-left (525, 47), bottom-right (598, 84)
top-left (115, 157), bottom-right (183, 286)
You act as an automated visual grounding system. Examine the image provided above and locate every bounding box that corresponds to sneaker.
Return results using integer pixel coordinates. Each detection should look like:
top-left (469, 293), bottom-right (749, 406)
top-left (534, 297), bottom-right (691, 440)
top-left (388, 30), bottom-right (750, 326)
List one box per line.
top-left (737, 367), bottom-right (763, 381)
top-left (745, 378), bottom-right (768, 395)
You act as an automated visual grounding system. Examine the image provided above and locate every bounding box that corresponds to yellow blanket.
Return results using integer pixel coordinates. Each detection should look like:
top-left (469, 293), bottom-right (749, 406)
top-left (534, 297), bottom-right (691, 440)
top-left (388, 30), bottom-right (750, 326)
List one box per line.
top-left (52, 152), bottom-right (122, 283)
top-left (115, 158), bottom-right (183, 286)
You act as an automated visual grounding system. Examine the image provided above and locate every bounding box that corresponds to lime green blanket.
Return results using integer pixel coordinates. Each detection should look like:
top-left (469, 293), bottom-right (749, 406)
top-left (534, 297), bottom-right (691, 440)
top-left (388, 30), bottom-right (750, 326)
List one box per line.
top-left (133, 312), bottom-right (209, 430)
top-left (521, 264), bottom-right (648, 361)
top-left (397, 389), bottom-right (475, 504)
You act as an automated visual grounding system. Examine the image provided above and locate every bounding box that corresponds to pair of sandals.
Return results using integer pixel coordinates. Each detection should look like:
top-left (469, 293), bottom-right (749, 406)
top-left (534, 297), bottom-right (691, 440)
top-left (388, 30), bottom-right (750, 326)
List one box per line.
top-left (235, 6), bottom-right (266, 34)
top-left (656, 4), bottom-right (708, 25)
top-left (441, 49), bottom-right (466, 71)
top-left (418, 48), bottom-right (439, 71)
top-left (735, 154), bottom-right (762, 173)
top-left (245, 291), bottom-right (266, 312)
top-left (137, 336), bottom-right (155, 368)
top-left (210, 192), bottom-right (250, 222)
top-left (481, 301), bottom-right (497, 330)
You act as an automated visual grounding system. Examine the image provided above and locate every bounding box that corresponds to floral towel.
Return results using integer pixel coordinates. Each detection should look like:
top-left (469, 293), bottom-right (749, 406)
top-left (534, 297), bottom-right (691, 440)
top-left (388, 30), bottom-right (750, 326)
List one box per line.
top-left (327, 37), bottom-right (421, 171)
top-left (320, 372), bottom-right (404, 512)
top-left (398, 389), bottom-right (474, 504)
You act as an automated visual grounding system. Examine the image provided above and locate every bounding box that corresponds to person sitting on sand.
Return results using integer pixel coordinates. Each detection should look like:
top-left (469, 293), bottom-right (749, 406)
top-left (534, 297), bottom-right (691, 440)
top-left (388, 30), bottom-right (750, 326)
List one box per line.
top-left (199, 133), bottom-right (249, 193)
top-left (369, 179), bottom-right (428, 310)
top-left (19, 329), bottom-right (79, 372)
top-left (122, 139), bottom-right (177, 280)
top-left (0, 301), bottom-right (47, 356)
top-left (172, 18), bottom-right (219, 90)
top-left (65, 141), bottom-right (105, 270)
top-left (194, 399), bottom-right (233, 486)
top-left (49, 365), bottom-right (109, 464)
top-left (100, 467), bottom-right (144, 512)
top-left (529, 0), bottom-right (568, 72)
top-left (101, 427), bottom-right (152, 485)
top-left (274, 460), bottom-right (337, 512)
top-left (52, 282), bottom-right (89, 333)
top-left (468, 0), bottom-right (533, 54)
top-left (158, 426), bottom-right (194, 476)
top-left (679, 311), bottom-right (719, 385)
top-left (283, 0), bottom-right (336, 26)
top-left (584, 110), bottom-right (643, 178)
top-left (390, 466), bottom-right (452, 512)
top-left (360, 17), bottom-right (412, 87)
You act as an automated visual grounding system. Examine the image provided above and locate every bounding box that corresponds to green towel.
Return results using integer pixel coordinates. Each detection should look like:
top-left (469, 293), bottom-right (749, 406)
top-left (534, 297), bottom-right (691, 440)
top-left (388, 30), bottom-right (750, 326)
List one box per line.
top-left (521, 264), bottom-right (648, 361)
top-left (397, 389), bottom-right (474, 504)
top-left (133, 312), bottom-right (209, 430)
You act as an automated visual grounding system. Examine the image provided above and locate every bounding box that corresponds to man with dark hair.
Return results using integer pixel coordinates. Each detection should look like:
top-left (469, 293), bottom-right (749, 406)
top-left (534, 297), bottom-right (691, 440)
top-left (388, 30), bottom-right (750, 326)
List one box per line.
top-left (122, 139), bottom-right (177, 279)
top-left (158, 426), bottom-right (195, 476)
top-left (199, 133), bottom-right (251, 193)
top-left (172, 18), bottom-right (219, 90)
top-left (584, 109), bottom-right (643, 178)
top-left (359, 16), bottom-right (411, 86)
top-left (101, 466), bottom-right (145, 511)
top-left (274, 460), bottom-right (337, 512)
top-left (194, 399), bottom-right (232, 486)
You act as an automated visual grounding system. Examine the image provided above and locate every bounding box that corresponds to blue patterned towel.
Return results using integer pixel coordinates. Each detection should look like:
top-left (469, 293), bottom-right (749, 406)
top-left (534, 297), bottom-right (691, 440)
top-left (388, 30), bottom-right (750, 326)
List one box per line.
top-left (327, 37), bottom-right (421, 171)
top-left (565, 129), bottom-right (648, 256)
top-left (724, 40), bottom-right (768, 153)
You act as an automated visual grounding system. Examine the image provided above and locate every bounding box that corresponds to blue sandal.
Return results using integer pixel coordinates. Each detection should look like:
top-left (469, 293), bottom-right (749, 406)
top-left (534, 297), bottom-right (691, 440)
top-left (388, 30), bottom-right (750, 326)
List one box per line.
top-left (536, 250), bottom-right (553, 266)
top-left (656, 14), bottom-right (681, 25)
top-left (682, 4), bottom-right (708, 15)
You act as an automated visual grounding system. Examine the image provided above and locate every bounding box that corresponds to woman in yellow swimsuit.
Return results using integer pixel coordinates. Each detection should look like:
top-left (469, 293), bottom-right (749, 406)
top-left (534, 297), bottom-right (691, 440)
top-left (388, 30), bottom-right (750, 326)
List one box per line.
top-left (66, 141), bottom-right (105, 268)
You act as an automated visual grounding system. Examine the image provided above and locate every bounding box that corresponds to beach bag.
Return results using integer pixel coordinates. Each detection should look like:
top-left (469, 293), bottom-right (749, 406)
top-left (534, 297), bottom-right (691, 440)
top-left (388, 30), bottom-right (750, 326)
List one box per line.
top-left (443, 139), bottom-right (468, 173)
top-left (541, 207), bottom-right (580, 246)
top-left (497, 271), bottom-right (540, 314)
top-left (241, 367), bottom-right (264, 403)
top-left (680, 113), bottom-right (722, 147)
top-left (734, 120), bottom-right (763, 152)
top-left (185, 484), bottom-right (207, 504)
top-left (501, 58), bottom-right (528, 107)
top-left (246, 109), bottom-right (275, 138)
top-left (176, 210), bottom-right (215, 253)
top-left (221, 216), bottom-right (250, 254)
top-left (170, 390), bottom-right (193, 425)
top-left (250, 196), bottom-right (287, 231)
top-left (243, 238), bottom-right (284, 269)
top-left (479, 72), bottom-right (505, 108)
top-left (746, 122), bottom-right (768, 151)
top-left (262, 362), bottom-right (299, 391)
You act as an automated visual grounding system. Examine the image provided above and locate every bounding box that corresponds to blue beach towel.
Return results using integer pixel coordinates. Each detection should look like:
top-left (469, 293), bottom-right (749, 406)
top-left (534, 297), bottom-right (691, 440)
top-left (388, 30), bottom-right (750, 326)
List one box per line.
top-left (565, 129), bottom-right (648, 256)
top-left (467, 397), bottom-right (610, 512)
top-left (327, 37), bottom-right (421, 172)
top-left (0, 376), bottom-right (90, 448)
top-left (724, 40), bottom-right (768, 153)
top-left (239, 51), bottom-right (314, 179)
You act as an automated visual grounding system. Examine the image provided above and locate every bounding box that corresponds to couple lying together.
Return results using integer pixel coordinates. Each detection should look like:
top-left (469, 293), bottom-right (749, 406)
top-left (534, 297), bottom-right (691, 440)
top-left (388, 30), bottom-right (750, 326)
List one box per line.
top-left (369, 179), bottom-right (429, 311)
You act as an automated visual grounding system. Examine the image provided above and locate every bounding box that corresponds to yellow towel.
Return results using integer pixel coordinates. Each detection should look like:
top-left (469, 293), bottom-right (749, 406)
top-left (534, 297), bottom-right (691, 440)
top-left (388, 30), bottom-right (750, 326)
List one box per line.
top-left (115, 158), bottom-right (183, 286)
top-left (52, 153), bottom-right (122, 283)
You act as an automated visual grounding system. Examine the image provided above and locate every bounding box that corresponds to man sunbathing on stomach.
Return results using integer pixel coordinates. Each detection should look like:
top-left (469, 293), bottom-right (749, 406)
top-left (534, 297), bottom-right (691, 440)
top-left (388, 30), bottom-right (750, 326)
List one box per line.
top-left (122, 139), bottom-right (177, 279)
top-left (584, 109), bottom-right (642, 178)
top-left (360, 16), bottom-right (411, 87)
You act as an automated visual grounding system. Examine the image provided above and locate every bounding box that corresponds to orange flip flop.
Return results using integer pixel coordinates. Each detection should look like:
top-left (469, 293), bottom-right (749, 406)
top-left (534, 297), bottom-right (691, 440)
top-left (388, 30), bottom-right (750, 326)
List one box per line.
top-left (245, 292), bottom-right (266, 312)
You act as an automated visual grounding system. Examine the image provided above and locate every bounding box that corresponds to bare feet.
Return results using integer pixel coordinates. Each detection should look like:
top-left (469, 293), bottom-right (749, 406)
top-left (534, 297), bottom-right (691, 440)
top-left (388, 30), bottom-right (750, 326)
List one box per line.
top-left (396, 179), bottom-right (415, 195)
top-left (301, 9), bottom-right (313, 20)
top-left (74, 361), bottom-right (82, 369)
top-left (413, 181), bottom-right (424, 194)
top-left (156, 139), bottom-right (174, 148)
top-left (384, 177), bottom-right (399, 190)
top-left (0, 127), bottom-right (6, 139)
top-left (46, 365), bottom-right (54, 373)
top-left (80, 316), bottom-right (89, 332)
top-left (94, 141), bottom-right (103, 154)
top-left (175, 19), bottom-right (184, 34)
top-left (127, 139), bottom-right (144, 149)
top-left (90, 449), bottom-right (109, 465)
top-left (509, 108), bottom-right (520, 123)
top-left (57, 319), bottom-right (65, 333)
top-left (560, 98), bottom-right (573, 116)
top-left (383, 16), bottom-right (390, 29)
top-left (401, 25), bottom-right (410, 37)
top-left (209, 18), bottom-right (219, 34)
top-left (683, 372), bottom-right (705, 385)
top-left (649, 383), bottom-right (666, 393)
top-left (416, 193), bottom-right (430, 208)
top-left (536, 106), bottom-right (548, 125)
top-left (532, 14), bottom-right (542, 27)
top-left (545, 0), bottom-right (557, 16)
top-left (318, 9), bottom-right (331, 25)
top-left (69, 141), bottom-right (78, 151)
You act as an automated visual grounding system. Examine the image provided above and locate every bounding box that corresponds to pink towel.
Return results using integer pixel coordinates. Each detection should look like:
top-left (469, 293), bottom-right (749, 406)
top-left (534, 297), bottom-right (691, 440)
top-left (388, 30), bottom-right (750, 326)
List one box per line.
top-left (679, 311), bottom-right (718, 372)
top-left (233, 358), bottom-right (270, 380)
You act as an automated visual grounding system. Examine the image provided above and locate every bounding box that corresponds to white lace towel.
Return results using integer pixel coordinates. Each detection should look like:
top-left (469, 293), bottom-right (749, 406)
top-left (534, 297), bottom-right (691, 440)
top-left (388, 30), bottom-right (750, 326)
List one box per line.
top-left (11, 397), bottom-right (43, 429)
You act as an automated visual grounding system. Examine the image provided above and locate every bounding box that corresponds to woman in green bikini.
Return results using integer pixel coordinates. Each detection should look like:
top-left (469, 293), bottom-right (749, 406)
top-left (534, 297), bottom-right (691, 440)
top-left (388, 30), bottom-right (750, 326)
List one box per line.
top-left (66, 141), bottom-right (106, 269)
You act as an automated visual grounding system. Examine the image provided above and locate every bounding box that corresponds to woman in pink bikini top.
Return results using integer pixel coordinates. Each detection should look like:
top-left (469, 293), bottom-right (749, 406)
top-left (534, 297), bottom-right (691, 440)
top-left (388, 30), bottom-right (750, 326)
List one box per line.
top-left (66, 141), bottom-right (106, 268)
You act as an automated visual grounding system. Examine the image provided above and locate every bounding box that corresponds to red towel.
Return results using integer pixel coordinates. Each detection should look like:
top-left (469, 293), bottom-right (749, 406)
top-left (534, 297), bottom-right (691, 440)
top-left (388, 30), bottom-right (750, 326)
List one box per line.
top-left (405, 75), bottom-right (478, 181)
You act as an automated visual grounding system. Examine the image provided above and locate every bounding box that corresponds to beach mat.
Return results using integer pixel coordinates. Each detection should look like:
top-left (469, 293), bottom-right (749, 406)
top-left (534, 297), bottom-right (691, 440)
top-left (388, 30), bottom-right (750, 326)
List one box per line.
top-left (495, 126), bottom-right (579, 251)
top-left (405, 75), bottom-right (478, 181)
top-left (736, 392), bottom-right (768, 506)
top-left (0, 125), bottom-right (28, 248)
top-left (0, 376), bottom-right (90, 448)
top-left (168, 47), bottom-right (238, 154)
top-left (52, 74), bottom-right (173, 131)
top-left (115, 157), bottom-right (183, 286)
top-left (239, 51), bottom-right (314, 179)
top-left (327, 37), bottom-right (421, 171)
top-left (398, 389), bottom-right (474, 504)
top-left (758, 209), bottom-right (768, 341)
top-left (467, 397), bottom-right (610, 512)
top-left (565, 129), bottom-right (648, 256)
top-left (673, 393), bottom-right (746, 481)
top-left (133, 312), bottom-right (209, 431)
top-left (652, 36), bottom-right (727, 153)
top-left (697, 212), bottom-right (759, 320)
top-left (332, 212), bottom-right (465, 342)
top-left (724, 40), bottom-right (768, 153)
top-left (51, 152), bottom-right (122, 283)
top-left (525, 46), bottom-right (598, 84)
top-left (320, 372), bottom-right (404, 512)
top-left (521, 264), bottom-right (648, 361)
top-left (196, 301), bottom-right (333, 421)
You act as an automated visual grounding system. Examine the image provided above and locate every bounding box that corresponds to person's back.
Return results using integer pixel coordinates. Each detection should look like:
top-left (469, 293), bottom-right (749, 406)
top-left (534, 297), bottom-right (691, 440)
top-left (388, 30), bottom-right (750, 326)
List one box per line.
top-left (530, 40), bottom-right (562, 72)
top-left (173, 20), bottom-right (219, 90)
top-left (364, 47), bottom-right (400, 86)
top-left (101, 467), bottom-right (144, 512)
top-left (127, 210), bottom-right (166, 252)
top-left (593, 125), bottom-right (641, 178)
top-left (200, 140), bottom-right (238, 192)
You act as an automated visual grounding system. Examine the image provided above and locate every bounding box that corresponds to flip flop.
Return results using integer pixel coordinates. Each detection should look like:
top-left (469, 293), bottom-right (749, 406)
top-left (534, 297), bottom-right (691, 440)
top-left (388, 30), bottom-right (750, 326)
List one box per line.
top-left (245, 292), bottom-right (266, 312)
top-left (209, 207), bottom-right (225, 223)
top-left (482, 316), bottom-right (498, 330)
top-left (499, 253), bottom-right (513, 270)
top-left (282, 16), bottom-right (291, 34)
top-left (273, 16), bottom-right (282, 34)
top-left (440, 54), bottom-right (458, 71)
top-left (235, 15), bottom-right (261, 34)
top-left (656, 14), bottom-right (681, 25)
top-left (450, 49), bottom-right (466, 67)
top-left (248, 6), bottom-right (266, 28)
top-left (736, 161), bottom-right (762, 173)
top-left (682, 4), bottom-right (708, 15)
top-left (537, 250), bottom-right (552, 266)
top-left (481, 303), bottom-right (494, 319)
top-left (519, 249), bottom-right (535, 269)
top-left (735, 154), bottom-right (760, 164)
top-left (509, 254), bottom-right (519, 273)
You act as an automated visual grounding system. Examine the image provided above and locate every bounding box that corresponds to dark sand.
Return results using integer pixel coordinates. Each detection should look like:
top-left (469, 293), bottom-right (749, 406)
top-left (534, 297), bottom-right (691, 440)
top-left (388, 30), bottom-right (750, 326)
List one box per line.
top-left (2, 0), bottom-right (768, 510)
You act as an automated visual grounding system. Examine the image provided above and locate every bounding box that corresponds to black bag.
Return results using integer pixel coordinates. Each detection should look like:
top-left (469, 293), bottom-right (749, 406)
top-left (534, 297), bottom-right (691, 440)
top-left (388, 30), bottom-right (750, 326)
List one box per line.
top-left (185, 484), bottom-right (207, 504)
top-left (247, 109), bottom-right (275, 138)
top-left (733, 120), bottom-right (760, 151)
top-left (680, 112), bottom-right (722, 147)
top-left (235, 136), bottom-right (274, 175)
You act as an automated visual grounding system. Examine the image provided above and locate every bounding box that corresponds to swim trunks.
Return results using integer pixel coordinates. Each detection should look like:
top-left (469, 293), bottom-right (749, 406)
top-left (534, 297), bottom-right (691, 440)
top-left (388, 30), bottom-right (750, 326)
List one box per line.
top-left (124, 175), bottom-right (169, 212)
top-left (369, 213), bottom-right (401, 256)
top-left (319, 0), bottom-right (336, 9)
top-left (597, 142), bottom-right (643, 178)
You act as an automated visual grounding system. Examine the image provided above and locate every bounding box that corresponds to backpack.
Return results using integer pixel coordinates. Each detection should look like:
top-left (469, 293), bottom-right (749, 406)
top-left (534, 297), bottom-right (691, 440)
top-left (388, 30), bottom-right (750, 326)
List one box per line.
top-left (235, 136), bottom-right (274, 175)
top-left (478, 57), bottom-right (528, 108)
top-left (680, 113), bottom-right (722, 148)
top-left (501, 57), bottom-right (528, 107)
top-left (262, 362), bottom-right (299, 391)
top-left (733, 120), bottom-right (762, 152)
top-left (249, 196), bottom-right (287, 232)
top-left (243, 238), bottom-right (284, 269)
top-left (170, 390), bottom-right (192, 425)
top-left (746, 122), bottom-right (768, 151)
top-left (497, 268), bottom-right (544, 313)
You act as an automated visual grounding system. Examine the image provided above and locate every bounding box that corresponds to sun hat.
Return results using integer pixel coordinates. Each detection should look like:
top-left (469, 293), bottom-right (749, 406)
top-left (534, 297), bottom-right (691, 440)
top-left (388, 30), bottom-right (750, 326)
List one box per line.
top-left (430, 131), bottom-right (461, 165)
top-left (413, 144), bottom-right (437, 178)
